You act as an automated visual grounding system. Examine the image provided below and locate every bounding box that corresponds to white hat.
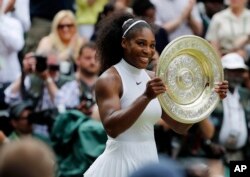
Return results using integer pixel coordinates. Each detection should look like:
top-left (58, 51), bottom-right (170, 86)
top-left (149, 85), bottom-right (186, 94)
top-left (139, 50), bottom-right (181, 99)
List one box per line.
top-left (221, 53), bottom-right (248, 70)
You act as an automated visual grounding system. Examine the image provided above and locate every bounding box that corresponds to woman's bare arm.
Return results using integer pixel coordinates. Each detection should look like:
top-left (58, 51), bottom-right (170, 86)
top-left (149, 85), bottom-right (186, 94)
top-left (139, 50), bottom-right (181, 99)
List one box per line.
top-left (96, 68), bottom-right (166, 138)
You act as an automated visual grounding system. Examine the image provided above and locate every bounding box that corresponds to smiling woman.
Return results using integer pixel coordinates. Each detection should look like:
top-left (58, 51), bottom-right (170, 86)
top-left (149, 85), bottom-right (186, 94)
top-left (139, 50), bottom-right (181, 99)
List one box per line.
top-left (83, 11), bottom-right (228, 177)
top-left (36, 10), bottom-right (86, 75)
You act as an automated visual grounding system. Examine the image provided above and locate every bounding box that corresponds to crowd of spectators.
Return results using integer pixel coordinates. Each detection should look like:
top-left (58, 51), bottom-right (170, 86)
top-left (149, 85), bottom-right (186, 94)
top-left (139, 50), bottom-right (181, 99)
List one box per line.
top-left (1, 0), bottom-right (250, 177)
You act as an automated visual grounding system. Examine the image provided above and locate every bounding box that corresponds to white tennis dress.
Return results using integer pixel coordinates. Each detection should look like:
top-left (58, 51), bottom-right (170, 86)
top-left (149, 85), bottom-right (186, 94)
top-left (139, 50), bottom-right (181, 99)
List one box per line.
top-left (84, 59), bottom-right (162, 177)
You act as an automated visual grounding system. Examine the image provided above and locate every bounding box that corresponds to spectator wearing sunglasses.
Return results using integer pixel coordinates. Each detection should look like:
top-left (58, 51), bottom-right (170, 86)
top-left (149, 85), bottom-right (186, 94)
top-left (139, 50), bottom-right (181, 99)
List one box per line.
top-left (23, 0), bottom-right (75, 55)
top-left (37, 10), bottom-right (86, 76)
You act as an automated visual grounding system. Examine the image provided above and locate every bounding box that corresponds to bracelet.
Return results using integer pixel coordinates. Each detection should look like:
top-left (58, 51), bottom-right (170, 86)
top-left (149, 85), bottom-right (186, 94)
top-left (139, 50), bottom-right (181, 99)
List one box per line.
top-left (46, 77), bottom-right (53, 84)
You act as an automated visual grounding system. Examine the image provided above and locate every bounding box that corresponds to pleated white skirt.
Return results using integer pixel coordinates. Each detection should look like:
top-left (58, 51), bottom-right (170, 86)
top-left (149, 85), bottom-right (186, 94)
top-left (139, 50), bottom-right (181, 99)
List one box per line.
top-left (83, 139), bottom-right (158, 177)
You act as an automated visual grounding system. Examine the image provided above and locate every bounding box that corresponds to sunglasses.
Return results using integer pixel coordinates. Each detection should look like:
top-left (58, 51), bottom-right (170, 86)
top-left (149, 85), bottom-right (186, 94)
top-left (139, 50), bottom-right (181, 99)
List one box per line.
top-left (58, 23), bottom-right (74, 29)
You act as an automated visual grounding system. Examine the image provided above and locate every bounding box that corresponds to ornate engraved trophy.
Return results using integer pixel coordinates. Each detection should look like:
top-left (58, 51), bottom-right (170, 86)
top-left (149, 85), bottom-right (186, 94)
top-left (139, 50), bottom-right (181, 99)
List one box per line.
top-left (156, 35), bottom-right (224, 123)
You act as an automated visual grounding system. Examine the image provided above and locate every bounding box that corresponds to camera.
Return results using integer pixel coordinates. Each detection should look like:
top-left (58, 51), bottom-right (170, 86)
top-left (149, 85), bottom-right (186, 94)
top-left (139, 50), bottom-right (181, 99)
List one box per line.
top-left (34, 55), bottom-right (47, 72)
top-left (80, 92), bottom-right (96, 109)
top-left (27, 109), bottom-right (58, 131)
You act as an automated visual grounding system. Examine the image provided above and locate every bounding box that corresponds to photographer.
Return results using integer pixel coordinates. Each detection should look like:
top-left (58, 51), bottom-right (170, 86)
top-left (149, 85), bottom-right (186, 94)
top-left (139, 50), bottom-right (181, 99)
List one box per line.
top-left (7, 101), bottom-right (50, 144)
top-left (4, 52), bottom-right (72, 136)
top-left (4, 52), bottom-right (72, 110)
top-left (55, 42), bottom-right (100, 120)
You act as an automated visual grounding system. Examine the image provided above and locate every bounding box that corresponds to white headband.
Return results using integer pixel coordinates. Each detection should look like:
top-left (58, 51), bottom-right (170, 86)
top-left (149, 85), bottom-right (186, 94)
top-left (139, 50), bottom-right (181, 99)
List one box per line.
top-left (122, 20), bottom-right (147, 38)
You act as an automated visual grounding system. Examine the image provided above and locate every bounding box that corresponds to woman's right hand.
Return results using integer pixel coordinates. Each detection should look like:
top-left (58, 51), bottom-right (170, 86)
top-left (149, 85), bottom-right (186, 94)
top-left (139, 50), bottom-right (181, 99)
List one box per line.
top-left (144, 77), bottom-right (166, 100)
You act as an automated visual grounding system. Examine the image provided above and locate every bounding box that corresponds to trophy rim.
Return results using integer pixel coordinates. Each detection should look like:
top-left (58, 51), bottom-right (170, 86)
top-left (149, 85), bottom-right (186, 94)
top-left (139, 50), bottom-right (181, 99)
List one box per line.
top-left (156, 35), bottom-right (224, 124)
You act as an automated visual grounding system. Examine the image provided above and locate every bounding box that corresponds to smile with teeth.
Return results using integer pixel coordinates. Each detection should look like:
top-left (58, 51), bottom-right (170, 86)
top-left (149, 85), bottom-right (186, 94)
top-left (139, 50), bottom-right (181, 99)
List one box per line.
top-left (140, 57), bottom-right (149, 63)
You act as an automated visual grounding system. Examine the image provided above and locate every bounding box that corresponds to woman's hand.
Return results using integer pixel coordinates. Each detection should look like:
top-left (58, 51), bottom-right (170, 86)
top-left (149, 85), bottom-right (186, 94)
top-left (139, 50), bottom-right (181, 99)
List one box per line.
top-left (144, 77), bottom-right (166, 100)
top-left (214, 80), bottom-right (229, 99)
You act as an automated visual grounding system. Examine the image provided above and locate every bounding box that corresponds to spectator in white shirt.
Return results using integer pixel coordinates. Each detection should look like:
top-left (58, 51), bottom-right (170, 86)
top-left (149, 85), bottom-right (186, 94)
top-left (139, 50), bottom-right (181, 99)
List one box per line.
top-left (210, 53), bottom-right (250, 165)
top-left (0, 0), bottom-right (24, 109)
top-left (11, 0), bottom-right (30, 32)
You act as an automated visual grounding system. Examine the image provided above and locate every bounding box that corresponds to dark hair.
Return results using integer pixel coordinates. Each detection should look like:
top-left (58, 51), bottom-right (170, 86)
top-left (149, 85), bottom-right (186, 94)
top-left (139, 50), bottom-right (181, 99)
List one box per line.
top-left (91, 3), bottom-right (115, 41)
top-left (79, 41), bottom-right (97, 56)
top-left (9, 102), bottom-right (33, 120)
top-left (100, 3), bottom-right (115, 19)
top-left (132, 0), bottom-right (155, 17)
top-left (96, 11), bottom-right (152, 72)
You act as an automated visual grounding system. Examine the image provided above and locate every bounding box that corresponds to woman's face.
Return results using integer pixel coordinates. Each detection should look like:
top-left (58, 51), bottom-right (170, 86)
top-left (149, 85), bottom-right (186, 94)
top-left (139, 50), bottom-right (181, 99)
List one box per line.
top-left (57, 16), bottom-right (76, 43)
top-left (122, 27), bottom-right (156, 69)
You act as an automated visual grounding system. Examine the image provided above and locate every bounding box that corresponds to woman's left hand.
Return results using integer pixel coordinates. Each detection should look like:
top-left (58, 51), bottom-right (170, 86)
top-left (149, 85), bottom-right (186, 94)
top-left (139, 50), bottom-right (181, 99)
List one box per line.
top-left (214, 80), bottom-right (228, 99)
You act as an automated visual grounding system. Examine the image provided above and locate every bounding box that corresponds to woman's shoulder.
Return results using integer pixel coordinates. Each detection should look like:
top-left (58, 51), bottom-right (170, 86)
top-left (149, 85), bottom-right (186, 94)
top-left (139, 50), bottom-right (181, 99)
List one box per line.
top-left (97, 67), bottom-right (122, 87)
top-left (96, 67), bottom-right (123, 96)
top-left (78, 35), bottom-right (87, 44)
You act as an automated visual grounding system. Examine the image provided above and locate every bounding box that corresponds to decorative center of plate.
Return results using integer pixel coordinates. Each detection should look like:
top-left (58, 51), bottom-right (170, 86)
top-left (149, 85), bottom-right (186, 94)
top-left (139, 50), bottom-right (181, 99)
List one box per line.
top-left (177, 69), bottom-right (193, 89)
top-left (166, 54), bottom-right (204, 105)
